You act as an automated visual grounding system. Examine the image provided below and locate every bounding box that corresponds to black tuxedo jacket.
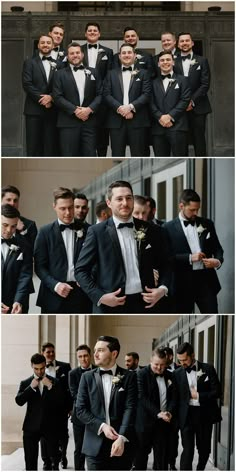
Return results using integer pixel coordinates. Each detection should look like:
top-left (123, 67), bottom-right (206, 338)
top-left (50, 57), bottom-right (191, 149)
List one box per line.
top-left (76, 366), bottom-right (137, 457)
top-left (151, 73), bottom-right (191, 134)
top-left (54, 360), bottom-right (73, 413)
top-left (69, 365), bottom-right (96, 424)
top-left (172, 361), bottom-right (222, 430)
top-left (135, 365), bottom-right (174, 433)
top-left (1, 234), bottom-right (33, 309)
top-left (103, 68), bottom-right (151, 128)
top-left (52, 65), bottom-right (102, 128)
top-left (113, 49), bottom-right (155, 78)
top-left (75, 217), bottom-right (171, 312)
top-left (81, 43), bottom-right (113, 80)
top-left (15, 374), bottom-right (63, 433)
top-left (34, 220), bottom-right (90, 311)
top-left (163, 216), bottom-right (223, 294)
top-left (22, 55), bottom-right (58, 117)
top-left (17, 216), bottom-right (38, 251)
top-left (174, 54), bottom-right (212, 115)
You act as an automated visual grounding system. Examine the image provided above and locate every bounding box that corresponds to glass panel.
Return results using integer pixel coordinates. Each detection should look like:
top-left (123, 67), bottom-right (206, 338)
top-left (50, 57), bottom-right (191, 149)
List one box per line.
top-left (219, 317), bottom-right (231, 448)
top-left (207, 325), bottom-right (215, 365)
top-left (198, 331), bottom-right (204, 362)
top-left (172, 175), bottom-right (183, 218)
top-left (157, 181), bottom-right (166, 220)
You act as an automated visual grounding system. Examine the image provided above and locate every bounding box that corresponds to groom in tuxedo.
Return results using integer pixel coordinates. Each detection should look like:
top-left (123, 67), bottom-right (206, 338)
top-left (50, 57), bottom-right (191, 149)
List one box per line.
top-left (172, 342), bottom-right (222, 470)
top-left (163, 189), bottom-right (224, 313)
top-left (1, 204), bottom-right (33, 314)
top-left (75, 180), bottom-right (170, 314)
top-left (34, 187), bottom-right (91, 314)
top-left (76, 335), bottom-right (137, 470)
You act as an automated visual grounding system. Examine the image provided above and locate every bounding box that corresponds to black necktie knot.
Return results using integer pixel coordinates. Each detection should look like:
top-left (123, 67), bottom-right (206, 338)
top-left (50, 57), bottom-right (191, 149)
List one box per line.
top-left (99, 369), bottom-right (113, 376)
top-left (182, 54), bottom-right (191, 61)
top-left (73, 65), bottom-right (85, 72)
top-left (88, 44), bottom-right (98, 49)
top-left (161, 74), bottom-right (171, 80)
top-left (186, 365), bottom-right (196, 373)
top-left (183, 220), bottom-right (195, 227)
top-left (59, 223), bottom-right (75, 232)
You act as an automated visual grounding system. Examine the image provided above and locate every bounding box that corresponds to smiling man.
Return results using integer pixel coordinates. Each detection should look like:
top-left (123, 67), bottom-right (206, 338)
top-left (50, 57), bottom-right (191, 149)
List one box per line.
top-left (76, 336), bottom-right (137, 470)
top-left (34, 187), bottom-right (91, 314)
top-left (75, 180), bottom-right (170, 314)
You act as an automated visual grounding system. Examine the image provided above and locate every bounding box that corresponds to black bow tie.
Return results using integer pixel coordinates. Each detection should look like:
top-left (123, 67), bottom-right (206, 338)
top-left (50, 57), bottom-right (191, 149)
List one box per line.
top-left (82, 367), bottom-right (91, 372)
top-left (59, 223), bottom-right (75, 231)
top-left (183, 220), bottom-right (195, 227)
top-left (53, 46), bottom-right (59, 52)
top-left (42, 55), bottom-right (54, 62)
top-left (99, 369), bottom-right (113, 376)
top-left (182, 54), bottom-right (191, 61)
top-left (37, 376), bottom-right (43, 381)
top-left (117, 222), bottom-right (134, 229)
top-left (46, 362), bottom-right (54, 368)
top-left (73, 65), bottom-right (84, 72)
top-left (88, 44), bottom-right (98, 49)
top-left (1, 237), bottom-right (17, 246)
top-left (122, 66), bottom-right (132, 72)
top-left (186, 365), bottom-right (196, 373)
top-left (161, 74), bottom-right (171, 80)
top-left (154, 373), bottom-right (164, 378)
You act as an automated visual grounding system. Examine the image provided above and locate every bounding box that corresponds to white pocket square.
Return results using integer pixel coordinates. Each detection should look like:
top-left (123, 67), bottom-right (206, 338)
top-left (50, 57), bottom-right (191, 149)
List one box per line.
top-left (60, 373), bottom-right (65, 377)
top-left (204, 376), bottom-right (209, 382)
top-left (91, 75), bottom-right (96, 80)
top-left (206, 232), bottom-right (210, 239)
top-left (136, 78), bottom-right (141, 81)
top-left (196, 65), bottom-right (201, 70)
top-left (139, 61), bottom-right (145, 64)
top-left (174, 83), bottom-right (179, 89)
top-left (16, 253), bottom-right (23, 261)
top-left (102, 55), bottom-right (108, 60)
top-left (118, 387), bottom-right (125, 392)
top-left (145, 244), bottom-right (151, 250)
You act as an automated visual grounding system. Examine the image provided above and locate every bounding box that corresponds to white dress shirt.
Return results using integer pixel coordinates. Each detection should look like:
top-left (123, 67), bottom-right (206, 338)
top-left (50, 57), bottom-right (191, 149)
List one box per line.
top-left (186, 363), bottom-right (200, 406)
top-left (1, 240), bottom-right (10, 261)
top-left (162, 71), bottom-right (174, 92)
top-left (70, 64), bottom-right (85, 106)
top-left (122, 65), bottom-right (134, 105)
top-left (179, 213), bottom-right (204, 270)
top-left (113, 216), bottom-right (142, 294)
top-left (99, 364), bottom-right (117, 425)
top-left (39, 52), bottom-right (51, 81)
top-left (57, 218), bottom-right (75, 282)
top-left (181, 52), bottom-right (193, 77)
top-left (87, 43), bottom-right (98, 68)
top-left (45, 360), bottom-right (56, 378)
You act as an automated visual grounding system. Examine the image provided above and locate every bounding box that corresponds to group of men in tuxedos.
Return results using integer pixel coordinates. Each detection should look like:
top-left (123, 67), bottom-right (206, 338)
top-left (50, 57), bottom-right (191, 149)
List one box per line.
top-left (16, 337), bottom-right (222, 471)
top-left (1, 181), bottom-right (224, 314)
top-left (22, 21), bottom-right (212, 157)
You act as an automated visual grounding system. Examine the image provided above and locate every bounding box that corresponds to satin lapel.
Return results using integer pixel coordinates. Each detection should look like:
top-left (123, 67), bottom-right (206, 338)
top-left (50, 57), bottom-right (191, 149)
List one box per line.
top-left (96, 44), bottom-right (103, 65)
top-left (177, 58), bottom-right (184, 75)
top-left (94, 370), bottom-right (106, 413)
top-left (188, 54), bottom-right (198, 75)
top-left (180, 367), bottom-right (191, 399)
top-left (117, 70), bottom-right (124, 96)
top-left (165, 78), bottom-right (176, 96)
top-left (3, 247), bottom-right (20, 270)
top-left (68, 67), bottom-right (81, 104)
top-left (84, 74), bottom-right (91, 102)
top-left (74, 233), bottom-right (84, 263)
top-left (158, 77), bottom-right (165, 96)
top-left (53, 222), bottom-right (68, 260)
top-left (1, 252), bottom-right (5, 274)
top-left (196, 218), bottom-right (208, 251)
top-left (107, 220), bottom-right (125, 270)
top-left (109, 366), bottom-right (123, 404)
top-left (174, 218), bottom-right (192, 253)
top-left (35, 56), bottom-right (48, 83)
top-left (83, 47), bottom-right (89, 67)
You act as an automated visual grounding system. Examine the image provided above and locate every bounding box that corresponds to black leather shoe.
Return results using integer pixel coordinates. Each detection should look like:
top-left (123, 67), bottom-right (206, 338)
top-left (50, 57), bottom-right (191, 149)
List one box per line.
top-left (61, 457), bottom-right (68, 469)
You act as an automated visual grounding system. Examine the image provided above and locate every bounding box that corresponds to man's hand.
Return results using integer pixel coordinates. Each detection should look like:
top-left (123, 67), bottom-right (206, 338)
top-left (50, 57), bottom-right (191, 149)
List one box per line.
top-left (117, 105), bottom-right (131, 117)
top-left (153, 269), bottom-right (159, 287)
top-left (158, 411), bottom-right (172, 422)
top-left (191, 252), bottom-right (206, 262)
top-left (55, 283), bottom-right (73, 298)
top-left (141, 286), bottom-right (165, 309)
top-left (186, 101), bottom-right (194, 112)
top-left (42, 377), bottom-right (53, 389)
top-left (100, 288), bottom-right (126, 307)
top-left (1, 303), bottom-right (9, 314)
top-left (31, 378), bottom-right (40, 389)
top-left (39, 94), bottom-right (53, 107)
top-left (190, 386), bottom-right (198, 400)
top-left (11, 302), bottom-right (22, 314)
top-left (17, 219), bottom-right (25, 232)
top-left (75, 106), bottom-right (92, 121)
top-left (110, 436), bottom-right (125, 457)
top-left (159, 114), bottom-right (173, 128)
top-left (202, 258), bottom-right (220, 269)
top-left (125, 112), bottom-right (134, 120)
top-left (102, 424), bottom-right (119, 440)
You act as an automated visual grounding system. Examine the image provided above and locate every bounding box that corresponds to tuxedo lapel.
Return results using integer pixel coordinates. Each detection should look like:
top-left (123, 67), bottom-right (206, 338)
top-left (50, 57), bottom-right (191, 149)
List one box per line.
top-left (174, 218), bottom-right (192, 252)
top-left (117, 70), bottom-right (124, 96)
top-left (67, 67), bottom-right (81, 104)
top-left (83, 46), bottom-right (89, 66)
top-left (35, 56), bottom-right (48, 83)
top-left (107, 220), bottom-right (125, 271)
top-left (53, 222), bottom-right (68, 260)
top-left (109, 366), bottom-right (124, 404)
top-left (94, 370), bottom-right (106, 413)
top-left (180, 367), bottom-right (191, 400)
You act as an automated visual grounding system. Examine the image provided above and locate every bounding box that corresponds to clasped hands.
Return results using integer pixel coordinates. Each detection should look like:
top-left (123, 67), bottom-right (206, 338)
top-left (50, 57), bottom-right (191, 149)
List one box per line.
top-left (74, 106), bottom-right (92, 121)
top-left (159, 114), bottom-right (173, 128)
top-left (158, 411), bottom-right (172, 423)
top-left (101, 424), bottom-right (125, 457)
top-left (39, 94), bottom-right (53, 108)
top-left (191, 252), bottom-right (220, 269)
top-left (117, 105), bottom-right (133, 120)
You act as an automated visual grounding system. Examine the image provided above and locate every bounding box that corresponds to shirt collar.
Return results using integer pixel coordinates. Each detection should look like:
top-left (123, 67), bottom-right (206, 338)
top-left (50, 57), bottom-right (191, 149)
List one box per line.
top-left (58, 218), bottom-right (75, 225)
top-left (100, 363), bottom-right (117, 376)
top-left (113, 215), bottom-right (134, 229)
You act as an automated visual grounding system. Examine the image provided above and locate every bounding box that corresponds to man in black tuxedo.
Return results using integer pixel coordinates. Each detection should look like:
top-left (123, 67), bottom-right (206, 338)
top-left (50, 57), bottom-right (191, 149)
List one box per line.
top-left (48, 22), bottom-right (67, 65)
top-left (134, 347), bottom-right (174, 470)
top-left (151, 51), bottom-right (191, 156)
top-left (75, 180), bottom-right (170, 314)
top-left (172, 342), bottom-right (222, 470)
top-left (52, 42), bottom-right (102, 157)
top-left (103, 44), bottom-right (151, 157)
top-left (174, 32), bottom-right (212, 156)
top-left (41, 342), bottom-right (72, 470)
top-left (125, 352), bottom-right (143, 372)
top-left (34, 187), bottom-right (91, 314)
top-left (15, 353), bottom-right (62, 471)
top-left (74, 192), bottom-right (90, 230)
top-left (69, 344), bottom-right (95, 470)
top-left (145, 196), bottom-right (163, 226)
top-left (132, 195), bottom-right (149, 221)
top-left (153, 31), bottom-right (180, 77)
top-left (165, 347), bottom-right (180, 471)
top-left (163, 189), bottom-right (224, 314)
top-left (1, 204), bottom-right (33, 314)
top-left (76, 335), bottom-right (137, 471)
top-left (22, 35), bottom-right (59, 157)
top-left (81, 22), bottom-right (113, 157)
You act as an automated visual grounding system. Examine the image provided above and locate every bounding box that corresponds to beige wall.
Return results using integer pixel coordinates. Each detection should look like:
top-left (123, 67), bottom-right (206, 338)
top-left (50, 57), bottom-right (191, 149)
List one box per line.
top-left (2, 158), bottom-right (115, 227)
top-left (2, 314), bottom-right (178, 453)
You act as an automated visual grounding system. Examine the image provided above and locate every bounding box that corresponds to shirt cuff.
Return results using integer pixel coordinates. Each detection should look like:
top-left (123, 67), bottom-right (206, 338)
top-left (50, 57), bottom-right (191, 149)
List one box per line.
top-left (189, 254), bottom-right (192, 265)
top-left (54, 282), bottom-right (61, 293)
top-left (98, 422), bottom-right (105, 435)
top-left (159, 285), bottom-right (168, 297)
top-left (215, 260), bottom-right (221, 269)
top-left (119, 434), bottom-right (129, 443)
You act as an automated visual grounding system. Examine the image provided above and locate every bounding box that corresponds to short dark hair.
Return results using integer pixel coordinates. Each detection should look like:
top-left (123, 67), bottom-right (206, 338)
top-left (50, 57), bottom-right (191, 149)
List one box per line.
top-left (1, 204), bottom-right (20, 219)
top-left (2, 185), bottom-right (20, 199)
top-left (178, 32), bottom-right (193, 41)
top-left (76, 344), bottom-right (91, 355)
top-left (179, 189), bottom-right (201, 205)
top-left (85, 22), bottom-right (101, 32)
top-left (53, 187), bottom-right (74, 204)
top-left (152, 347), bottom-right (167, 359)
top-left (68, 42), bottom-right (81, 52)
top-left (123, 26), bottom-right (138, 35)
top-left (49, 22), bottom-right (65, 32)
top-left (41, 342), bottom-right (55, 352)
top-left (161, 31), bottom-right (176, 40)
top-left (164, 347), bottom-right (174, 356)
top-left (95, 201), bottom-right (109, 217)
top-left (145, 196), bottom-right (156, 209)
top-left (119, 43), bottom-right (135, 53)
top-left (107, 180), bottom-right (133, 201)
top-left (177, 342), bottom-right (194, 356)
top-left (134, 195), bottom-right (147, 206)
top-left (126, 352), bottom-right (139, 361)
top-left (31, 353), bottom-right (46, 365)
top-left (97, 336), bottom-right (120, 355)
top-left (74, 193), bottom-right (88, 204)
top-left (158, 50), bottom-right (173, 59)
top-left (38, 34), bottom-right (53, 42)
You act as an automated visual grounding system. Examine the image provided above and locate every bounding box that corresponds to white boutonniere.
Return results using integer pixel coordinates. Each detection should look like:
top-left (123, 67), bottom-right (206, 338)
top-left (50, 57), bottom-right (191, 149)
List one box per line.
top-left (190, 59), bottom-right (197, 66)
top-left (134, 226), bottom-right (147, 249)
top-left (136, 54), bottom-right (143, 60)
top-left (55, 366), bottom-right (60, 371)
top-left (197, 224), bottom-right (206, 236)
top-left (20, 228), bottom-right (28, 235)
top-left (76, 229), bottom-right (84, 240)
top-left (196, 369), bottom-right (206, 379)
top-left (131, 69), bottom-right (139, 77)
top-left (112, 374), bottom-right (125, 385)
top-left (167, 379), bottom-right (172, 387)
top-left (168, 78), bottom-right (176, 86)
top-left (9, 244), bottom-right (19, 254)
top-left (98, 48), bottom-right (105, 53)
top-left (58, 51), bottom-right (65, 57)
top-left (84, 68), bottom-right (91, 76)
